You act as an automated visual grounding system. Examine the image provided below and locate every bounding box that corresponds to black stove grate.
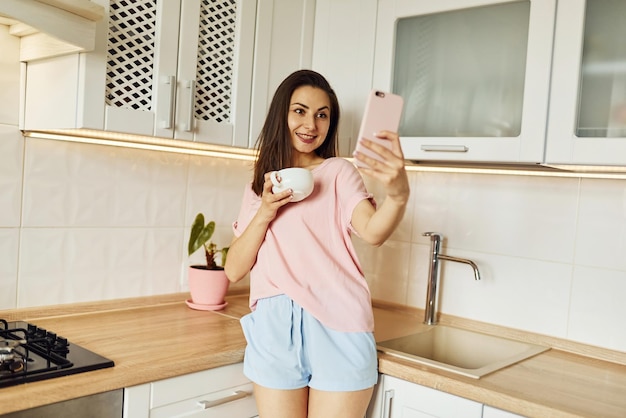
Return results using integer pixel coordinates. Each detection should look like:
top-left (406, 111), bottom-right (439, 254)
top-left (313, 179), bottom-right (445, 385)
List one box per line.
top-left (0, 320), bottom-right (114, 388)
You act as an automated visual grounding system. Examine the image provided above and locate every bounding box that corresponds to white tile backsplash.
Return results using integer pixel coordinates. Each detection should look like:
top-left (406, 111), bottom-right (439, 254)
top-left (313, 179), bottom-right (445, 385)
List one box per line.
top-left (357, 237), bottom-right (411, 305)
top-left (410, 172), bottom-right (579, 263)
top-left (186, 155), bottom-right (255, 228)
top-left (400, 241), bottom-right (573, 337)
top-left (22, 138), bottom-right (190, 227)
top-left (0, 125), bottom-right (24, 227)
top-left (0, 228), bottom-right (19, 309)
top-left (568, 266), bottom-right (626, 350)
top-left (437, 249), bottom-right (572, 337)
top-left (18, 227), bottom-right (184, 306)
top-left (575, 178), bottom-right (626, 271)
top-left (3, 133), bottom-right (626, 352)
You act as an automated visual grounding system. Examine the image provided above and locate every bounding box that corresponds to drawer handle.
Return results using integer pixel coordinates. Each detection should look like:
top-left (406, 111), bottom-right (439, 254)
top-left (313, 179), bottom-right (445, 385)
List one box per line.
top-left (421, 145), bottom-right (469, 152)
top-left (197, 390), bottom-right (252, 409)
top-left (382, 389), bottom-right (394, 418)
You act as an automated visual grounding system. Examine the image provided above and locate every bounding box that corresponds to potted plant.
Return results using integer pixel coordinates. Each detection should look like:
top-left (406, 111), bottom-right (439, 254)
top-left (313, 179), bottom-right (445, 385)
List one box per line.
top-left (186, 213), bottom-right (230, 310)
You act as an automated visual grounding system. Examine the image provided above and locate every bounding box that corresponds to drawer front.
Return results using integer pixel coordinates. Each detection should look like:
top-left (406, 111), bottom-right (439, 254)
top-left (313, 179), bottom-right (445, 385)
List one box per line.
top-left (150, 382), bottom-right (256, 418)
top-left (150, 363), bottom-right (250, 409)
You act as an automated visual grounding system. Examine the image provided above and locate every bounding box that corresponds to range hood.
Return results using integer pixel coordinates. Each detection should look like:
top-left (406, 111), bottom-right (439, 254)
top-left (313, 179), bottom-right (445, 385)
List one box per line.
top-left (0, 0), bottom-right (105, 61)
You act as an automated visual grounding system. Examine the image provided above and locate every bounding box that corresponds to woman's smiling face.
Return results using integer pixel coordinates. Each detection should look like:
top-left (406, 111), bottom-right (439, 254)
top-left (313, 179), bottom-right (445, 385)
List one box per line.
top-left (288, 86), bottom-right (331, 160)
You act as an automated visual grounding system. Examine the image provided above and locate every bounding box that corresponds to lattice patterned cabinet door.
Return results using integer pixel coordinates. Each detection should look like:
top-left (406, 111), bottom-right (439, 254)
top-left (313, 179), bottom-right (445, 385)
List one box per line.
top-left (104, 0), bottom-right (180, 136)
top-left (106, 1), bottom-right (157, 113)
top-left (175, 0), bottom-right (256, 147)
top-left (103, 0), bottom-right (256, 147)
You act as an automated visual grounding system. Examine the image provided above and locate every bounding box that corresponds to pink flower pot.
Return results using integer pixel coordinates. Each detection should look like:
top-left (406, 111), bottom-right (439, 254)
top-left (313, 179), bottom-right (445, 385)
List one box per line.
top-left (188, 266), bottom-right (230, 307)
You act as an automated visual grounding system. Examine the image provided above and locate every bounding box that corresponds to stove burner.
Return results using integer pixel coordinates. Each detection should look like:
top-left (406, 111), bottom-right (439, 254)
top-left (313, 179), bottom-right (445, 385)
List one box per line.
top-left (0, 352), bottom-right (25, 374)
top-left (0, 338), bottom-right (26, 366)
top-left (0, 319), bottom-right (114, 387)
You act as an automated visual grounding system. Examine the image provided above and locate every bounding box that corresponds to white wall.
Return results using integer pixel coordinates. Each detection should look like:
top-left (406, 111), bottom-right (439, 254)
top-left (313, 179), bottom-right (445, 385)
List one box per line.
top-left (358, 171), bottom-right (626, 352)
top-left (0, 131), bottom-right (253, 308)
top-left (1, 130), bottom-right (625, 353)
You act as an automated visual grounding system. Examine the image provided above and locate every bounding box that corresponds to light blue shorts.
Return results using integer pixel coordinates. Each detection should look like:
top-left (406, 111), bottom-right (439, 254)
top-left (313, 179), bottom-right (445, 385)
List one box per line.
top-left (239, 294), bottom-right (378, 391)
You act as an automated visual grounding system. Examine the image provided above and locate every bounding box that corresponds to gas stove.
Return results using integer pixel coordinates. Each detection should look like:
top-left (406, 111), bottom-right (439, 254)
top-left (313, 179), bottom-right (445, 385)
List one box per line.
top-left (0, 319), bottom-right (114, 388)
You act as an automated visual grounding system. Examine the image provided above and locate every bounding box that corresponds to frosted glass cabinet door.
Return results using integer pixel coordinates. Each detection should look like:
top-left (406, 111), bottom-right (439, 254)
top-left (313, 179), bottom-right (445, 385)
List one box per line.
top-left (373, 0), bottom-right (556, 163)
top-left (545, 0), bottom-right (626, 166)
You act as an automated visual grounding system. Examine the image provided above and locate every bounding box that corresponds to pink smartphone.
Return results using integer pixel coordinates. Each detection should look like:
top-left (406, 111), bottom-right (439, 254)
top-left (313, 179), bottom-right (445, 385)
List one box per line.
top-left (354, 89), bottom-right (404, 168)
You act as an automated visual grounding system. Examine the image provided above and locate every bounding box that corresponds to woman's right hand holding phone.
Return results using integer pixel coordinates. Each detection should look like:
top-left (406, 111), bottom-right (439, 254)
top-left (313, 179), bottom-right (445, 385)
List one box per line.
top-left (351, 130), bottom-right (410, 246)
top-left (353, 130), bottom-right (410, 206)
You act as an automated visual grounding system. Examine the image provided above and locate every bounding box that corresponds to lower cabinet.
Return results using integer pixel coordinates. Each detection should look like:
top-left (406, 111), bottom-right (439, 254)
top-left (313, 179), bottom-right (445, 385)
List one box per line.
top-left (369, 375), bottom-right (482, 418)
top-left (123, 363), bottom-right (258, 418)
top-left (368, 375), bottom-right (526, 418)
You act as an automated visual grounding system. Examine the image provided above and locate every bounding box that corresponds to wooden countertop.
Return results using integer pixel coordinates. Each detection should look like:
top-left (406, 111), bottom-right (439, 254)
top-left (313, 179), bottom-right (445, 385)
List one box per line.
top-left (1, 293), bottom-right (625, 417)
top-left (0, 295), bottom-right (247, 415)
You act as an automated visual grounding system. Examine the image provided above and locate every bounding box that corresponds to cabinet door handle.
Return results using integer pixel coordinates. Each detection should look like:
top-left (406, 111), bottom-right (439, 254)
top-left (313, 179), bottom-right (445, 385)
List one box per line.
top-left (184, 79), bottom-right (196, 132)
top-left (160, 75), bottom-right (176, 129)
top-left (197, 390), bottom-right (252, 409)
top-left (382, 389), bottom-right (394, 418)
top-left (421, 145), bottom-right (469, 152)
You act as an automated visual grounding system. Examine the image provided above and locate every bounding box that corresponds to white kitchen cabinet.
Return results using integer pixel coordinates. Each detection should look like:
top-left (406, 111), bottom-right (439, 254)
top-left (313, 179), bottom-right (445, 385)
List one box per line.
top-left (368, 374), bottom-right (483, 418)
top-left (371, 0), bottom-right (556, 164)
top-left (0, 0), bottom-right (104, 61)
top-left (248, 0), bottom-right (316, 146)
top-left (123, 363), bottom-right (257, 418)
top-left (545, 0), bottom-right (626, 166)
top-left (23, 0), bottom-right (257, 148)
top-left (311, 0), bottom-right (378, 157)
top-left (482, 405), bottom-right (526, 418)
top-left (0, 22), bottom-right (20, 126)
top-left (367, 375), bottom-right (529, 418)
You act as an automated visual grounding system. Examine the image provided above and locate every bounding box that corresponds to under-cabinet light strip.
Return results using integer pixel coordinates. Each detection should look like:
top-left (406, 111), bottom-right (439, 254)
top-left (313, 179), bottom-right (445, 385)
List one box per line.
top-left (402, 163), bottom-right (626, 178)
top-left (24, 131), bottom-right (258, 161)
top-left (23, 131), bottom-right (626, 179)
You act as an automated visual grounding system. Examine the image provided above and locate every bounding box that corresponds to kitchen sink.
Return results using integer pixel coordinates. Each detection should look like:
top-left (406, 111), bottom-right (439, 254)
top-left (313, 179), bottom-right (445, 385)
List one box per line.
top-left (377, 325), bottom-right (550, 379)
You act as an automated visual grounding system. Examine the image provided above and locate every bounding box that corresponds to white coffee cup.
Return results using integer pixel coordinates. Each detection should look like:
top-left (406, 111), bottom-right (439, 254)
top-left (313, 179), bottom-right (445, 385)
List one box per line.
top-left (270, 167), bottom-right (314, 202)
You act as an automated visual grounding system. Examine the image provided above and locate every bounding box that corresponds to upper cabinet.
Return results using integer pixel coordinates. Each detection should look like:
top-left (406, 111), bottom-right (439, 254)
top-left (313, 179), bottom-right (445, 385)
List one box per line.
top-left (0, 0), bottom-right (105, 61)
top-left (104, 0), bottom-right (256, 147)
top-left (373, 0), bottom-right (556, 164)
top-left (545, 0), bottom-right (626, 166)
top-left (312, 0), bottom-right (379, 157)
top-left (21, 0), bottom-right (316, 149)
top-left (319, 0), bottom-right (626, 167)
top-left (248, 0), bottom-right (316, 148)
top-left (23, 0), bottom-right (257, 148)
top-left (0, 20), bottom-right (21, 126)
top-left (18, 0), bottom-right (622, 164)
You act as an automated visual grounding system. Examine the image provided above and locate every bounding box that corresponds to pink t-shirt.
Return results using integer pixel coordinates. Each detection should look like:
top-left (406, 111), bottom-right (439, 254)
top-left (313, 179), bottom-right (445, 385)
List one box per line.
top-left (232, 157), bottom-right (375, 332)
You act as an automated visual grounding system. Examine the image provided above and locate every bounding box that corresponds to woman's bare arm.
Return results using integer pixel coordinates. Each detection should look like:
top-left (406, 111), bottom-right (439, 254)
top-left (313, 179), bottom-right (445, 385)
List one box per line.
top-left (351, 131), bottom-right (410, 246)
top-left (224, 174), bottom-right (293, 282)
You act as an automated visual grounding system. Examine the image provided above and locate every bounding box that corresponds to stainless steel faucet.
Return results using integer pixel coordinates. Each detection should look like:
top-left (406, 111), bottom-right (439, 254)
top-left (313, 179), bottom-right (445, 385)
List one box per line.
top-left (423, 232), bottom-right (481, 325)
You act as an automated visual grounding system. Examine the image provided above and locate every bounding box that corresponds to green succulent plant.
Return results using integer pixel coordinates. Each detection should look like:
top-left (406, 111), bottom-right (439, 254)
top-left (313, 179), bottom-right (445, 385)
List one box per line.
top-left (188, 213), bottom-right (229, 270)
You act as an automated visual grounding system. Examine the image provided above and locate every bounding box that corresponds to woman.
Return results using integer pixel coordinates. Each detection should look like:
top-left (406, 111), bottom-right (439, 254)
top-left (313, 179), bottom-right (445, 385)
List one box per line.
top-left (224, 69), bottom-right (409, 418)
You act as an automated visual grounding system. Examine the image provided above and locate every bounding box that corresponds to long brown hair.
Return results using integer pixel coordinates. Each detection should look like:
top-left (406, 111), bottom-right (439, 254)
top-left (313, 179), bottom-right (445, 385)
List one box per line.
top-left (252, 70), bottom-right (340, 195)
